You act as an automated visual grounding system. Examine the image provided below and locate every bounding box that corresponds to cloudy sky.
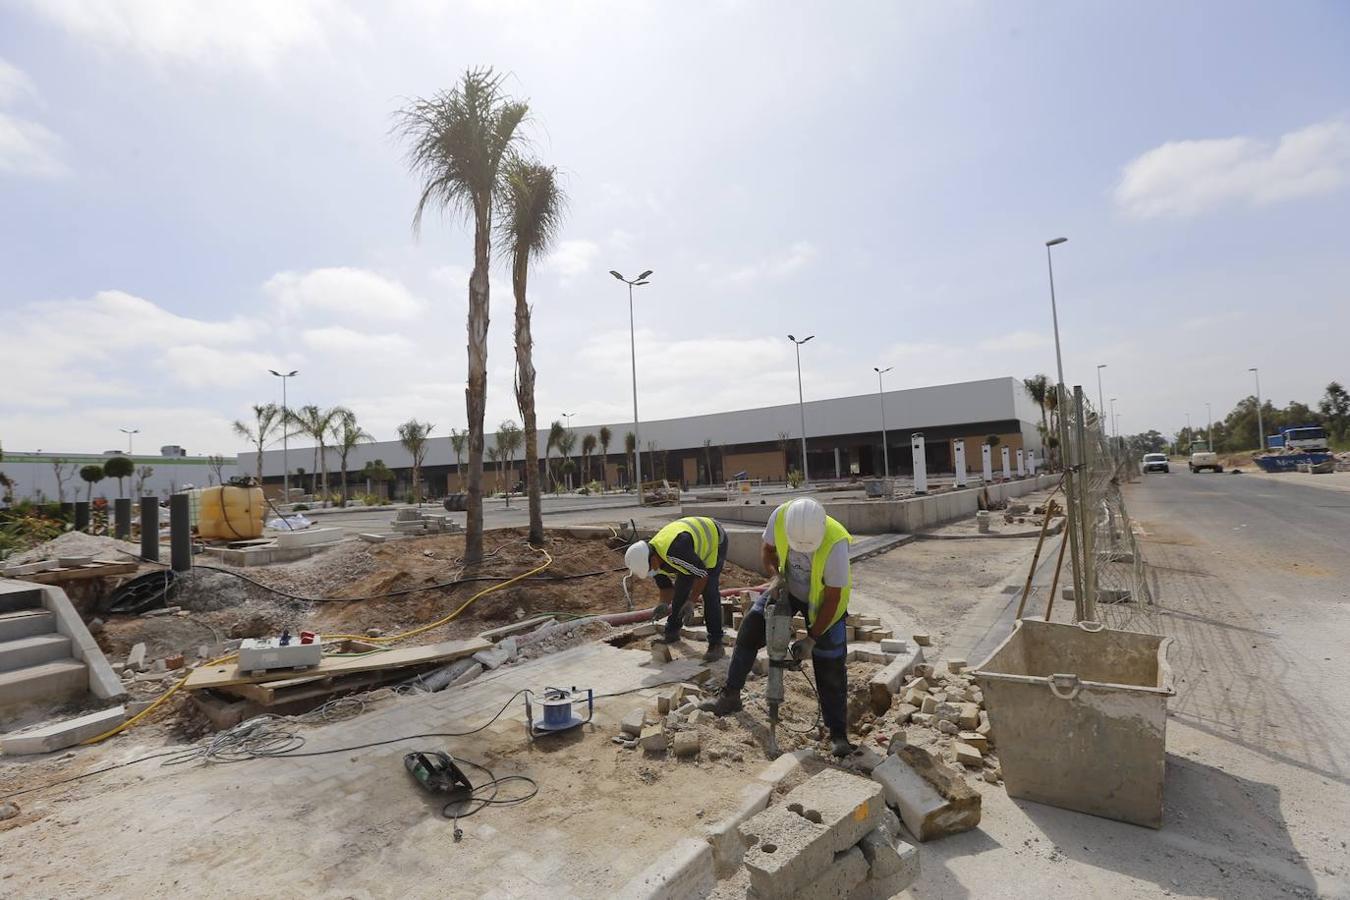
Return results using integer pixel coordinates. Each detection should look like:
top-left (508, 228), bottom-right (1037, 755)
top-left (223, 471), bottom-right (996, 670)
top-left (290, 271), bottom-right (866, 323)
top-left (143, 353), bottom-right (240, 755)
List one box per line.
top-left (3, 1), bottom-right (1348, 455)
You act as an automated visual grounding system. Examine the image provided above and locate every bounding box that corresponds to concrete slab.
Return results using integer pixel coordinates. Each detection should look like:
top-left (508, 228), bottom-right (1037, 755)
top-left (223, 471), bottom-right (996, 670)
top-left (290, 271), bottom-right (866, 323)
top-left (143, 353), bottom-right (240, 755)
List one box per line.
top-left (1, 705), bottom-right (126, 754)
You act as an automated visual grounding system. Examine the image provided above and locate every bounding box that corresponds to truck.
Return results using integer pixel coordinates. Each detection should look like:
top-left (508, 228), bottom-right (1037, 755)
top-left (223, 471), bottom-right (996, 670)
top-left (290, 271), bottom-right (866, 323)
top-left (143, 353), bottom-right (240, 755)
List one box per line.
top-left (1265, 425), bottom-right (1329, 452)
top-left (1188, 440), bottom-right (1222, 473)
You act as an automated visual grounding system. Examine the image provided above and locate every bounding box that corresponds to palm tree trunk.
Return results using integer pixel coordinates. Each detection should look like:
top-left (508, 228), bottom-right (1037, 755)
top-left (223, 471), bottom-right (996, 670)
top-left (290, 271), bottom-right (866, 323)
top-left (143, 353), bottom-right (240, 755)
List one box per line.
top-left (464, 209), bottom-right (490, 565)
top-left (255, 439), bottom-right (264, 485)
top-left (513, 254), bottom-right (545, 545)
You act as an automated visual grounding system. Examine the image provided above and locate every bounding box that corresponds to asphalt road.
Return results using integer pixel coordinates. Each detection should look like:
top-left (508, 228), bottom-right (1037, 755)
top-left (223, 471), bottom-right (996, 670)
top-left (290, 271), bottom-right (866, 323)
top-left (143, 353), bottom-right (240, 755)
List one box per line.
top-left (904, 467), bottom-right (1350, 898)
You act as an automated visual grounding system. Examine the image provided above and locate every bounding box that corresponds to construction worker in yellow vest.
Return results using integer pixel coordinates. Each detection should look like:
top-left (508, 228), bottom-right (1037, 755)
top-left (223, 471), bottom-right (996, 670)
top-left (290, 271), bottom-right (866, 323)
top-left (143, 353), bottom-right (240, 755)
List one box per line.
top-left (701, 497), bottom-right (856, 756)
top-left (624, 516), bottom-right (729, 660)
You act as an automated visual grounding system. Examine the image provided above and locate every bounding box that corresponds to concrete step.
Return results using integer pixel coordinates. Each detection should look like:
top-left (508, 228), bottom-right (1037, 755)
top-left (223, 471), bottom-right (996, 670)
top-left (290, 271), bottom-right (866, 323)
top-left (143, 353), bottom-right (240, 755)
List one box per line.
top-left (0, 609), bottom-right (57, 642)
top-left (0, 659), bottom-right (88, 710)
top-left (0, 633), bottom-right (73, 673)
top-left (0, 585), bottom-right (45, 614)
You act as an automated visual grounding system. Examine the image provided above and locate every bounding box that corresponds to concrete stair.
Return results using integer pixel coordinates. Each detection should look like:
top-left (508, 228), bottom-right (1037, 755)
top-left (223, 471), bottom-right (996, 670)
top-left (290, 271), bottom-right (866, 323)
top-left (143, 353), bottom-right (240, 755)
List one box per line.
top-left (0, 586), bottom-right (93, 712)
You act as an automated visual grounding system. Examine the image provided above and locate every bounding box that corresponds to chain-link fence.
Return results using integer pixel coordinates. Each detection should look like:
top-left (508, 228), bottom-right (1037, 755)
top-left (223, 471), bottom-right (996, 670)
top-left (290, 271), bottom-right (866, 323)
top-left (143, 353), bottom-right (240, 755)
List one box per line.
top-left (1056, 385), bottom-right (1154, 625)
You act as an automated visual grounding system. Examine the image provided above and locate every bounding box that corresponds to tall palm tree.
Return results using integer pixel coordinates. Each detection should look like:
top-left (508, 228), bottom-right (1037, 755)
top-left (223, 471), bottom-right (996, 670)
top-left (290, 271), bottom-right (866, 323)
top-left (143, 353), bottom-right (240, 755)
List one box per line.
top-left (500, 158), bottom-right (565, 544)
top-left (397, 419), bottom-right (435, 506)
top-left (449, 428), bottom-right (467, 490)
top-left (397, 67), bottom-right (529, 565)
top-left (287, 405), bottom-right (324, 496)
top-left (546, 420), bottom-right (565, 494)
top-left (232, 402), bottom-right (282, 485)
top-left (581, 433), bottom-right (597, 486)
top-left (558, 429), bottom-right (578, 491)
top-left (332, 411), bottom-right (373, 506)
top-left (496, 419), bottom-right (523, 507)
top-left (287, 405), bottom-right (351, 505)
top-left (1022, 375), bottom-right (1051, 457)
top-left (598, 425), bottom-right (612, 493)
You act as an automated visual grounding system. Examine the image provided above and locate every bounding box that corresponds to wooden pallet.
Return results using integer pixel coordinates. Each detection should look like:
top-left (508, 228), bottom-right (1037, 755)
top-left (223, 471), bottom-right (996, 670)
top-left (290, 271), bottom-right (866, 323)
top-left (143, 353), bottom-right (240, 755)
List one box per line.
top-left (184, 636), bottom-right (490, 691)
top-left (5, 560), bottom-right (139, 584)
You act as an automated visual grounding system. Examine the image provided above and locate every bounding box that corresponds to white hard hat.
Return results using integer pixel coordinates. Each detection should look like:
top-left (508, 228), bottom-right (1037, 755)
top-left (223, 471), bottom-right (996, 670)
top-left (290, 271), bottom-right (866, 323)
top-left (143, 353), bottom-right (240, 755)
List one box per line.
top-left (625, 541), bottom-right (654, 579)
top-left (784, 497), bottom-right (827, 552)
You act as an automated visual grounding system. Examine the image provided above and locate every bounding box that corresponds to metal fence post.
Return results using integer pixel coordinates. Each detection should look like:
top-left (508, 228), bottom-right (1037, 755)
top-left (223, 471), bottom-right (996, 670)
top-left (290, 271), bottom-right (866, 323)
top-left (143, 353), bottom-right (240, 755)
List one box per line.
top-left (114, 498), bottom-right (132, 540)
top-left (140, 496), bottom-right (160, 562)
top-left (169, 493), bottom-right (191, 573)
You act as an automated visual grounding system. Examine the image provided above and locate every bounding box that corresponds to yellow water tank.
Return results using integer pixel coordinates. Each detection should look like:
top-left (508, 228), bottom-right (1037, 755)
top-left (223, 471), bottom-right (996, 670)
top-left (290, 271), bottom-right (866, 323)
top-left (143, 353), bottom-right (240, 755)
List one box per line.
top-left (196, 485), bottom-right (265, 540)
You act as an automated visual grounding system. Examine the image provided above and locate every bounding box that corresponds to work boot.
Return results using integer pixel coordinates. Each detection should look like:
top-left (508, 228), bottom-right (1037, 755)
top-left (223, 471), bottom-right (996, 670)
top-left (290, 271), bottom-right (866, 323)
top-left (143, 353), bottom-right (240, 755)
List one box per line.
top-left (830, 734), bottom-right (858, 757)
top-left (702, 643), bottom-right (725, 661)
top-left (699, 690), bottom-right (742, 716)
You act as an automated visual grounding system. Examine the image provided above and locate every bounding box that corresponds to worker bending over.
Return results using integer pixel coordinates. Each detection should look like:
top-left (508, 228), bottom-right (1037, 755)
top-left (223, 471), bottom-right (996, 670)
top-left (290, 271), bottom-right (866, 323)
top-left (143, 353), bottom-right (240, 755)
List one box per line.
top-left (702, 497), bottom-right (855, 756)
top-left (625, 516), bottom-right (729, 660)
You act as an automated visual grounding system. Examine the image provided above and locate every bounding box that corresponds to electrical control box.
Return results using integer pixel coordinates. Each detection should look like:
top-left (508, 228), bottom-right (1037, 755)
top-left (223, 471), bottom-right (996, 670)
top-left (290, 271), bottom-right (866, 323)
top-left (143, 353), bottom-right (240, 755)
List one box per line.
top-left (237, 635), bottom-right (323, 674)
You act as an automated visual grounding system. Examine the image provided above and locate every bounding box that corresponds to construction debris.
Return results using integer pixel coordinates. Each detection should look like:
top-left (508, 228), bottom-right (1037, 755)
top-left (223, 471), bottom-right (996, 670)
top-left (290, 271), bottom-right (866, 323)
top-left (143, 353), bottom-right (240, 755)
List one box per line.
top-left (872, 745), bottom-right (982, 841)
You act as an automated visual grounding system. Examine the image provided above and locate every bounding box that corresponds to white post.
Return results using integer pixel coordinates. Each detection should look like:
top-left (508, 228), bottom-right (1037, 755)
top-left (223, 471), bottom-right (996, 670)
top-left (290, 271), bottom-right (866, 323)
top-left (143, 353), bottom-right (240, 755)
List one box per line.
top-left (1001, 446), bottom-right (1012, 482)
top-left (911, 433), bottom-right (927, 495)
top-left (1016, 448), bottom-right (1025, 477)
top-left (1029, 450), bottom-right (1038, 475)
top-left (954, 439), bottom-right (968, 487)
top-left (834, 447), bottom-right (841, 479)
top-left (981, 444), bottom-right (993, 483)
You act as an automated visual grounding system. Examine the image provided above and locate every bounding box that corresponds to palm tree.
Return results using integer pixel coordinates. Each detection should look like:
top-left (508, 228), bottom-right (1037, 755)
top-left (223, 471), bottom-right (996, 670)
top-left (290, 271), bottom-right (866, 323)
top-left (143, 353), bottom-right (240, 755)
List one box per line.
top-left (232, 403), bottom-right (282, 485)
top-left (486, 445), bottom-right (502, 494)
top-left (397, 419), bottom-right (435, 506)
top-left (558, 429), bottom-right (578, 491)
top-left (581, 433), bottom-right (597, 486)
top-left (500, 158), bottom-right (565, 544)
top-left (397, 68), bottom-right (529, 566)
top-left (1022, 375), bottom-right (1051, 458)
top-left (546, 420), bottom-right (565, 494)
top-left (624, 431), bottom-right (637, 489)
top-left (449, 428), bottom-right (467, 491)
top-left (598, 425), bottom-right (612, 493)
top-left (496, 419), bottom-right (523, 506)
top-left (287, 405), bottom-right (350, 505)
top-left (332, 412), bottom-right (373, 506)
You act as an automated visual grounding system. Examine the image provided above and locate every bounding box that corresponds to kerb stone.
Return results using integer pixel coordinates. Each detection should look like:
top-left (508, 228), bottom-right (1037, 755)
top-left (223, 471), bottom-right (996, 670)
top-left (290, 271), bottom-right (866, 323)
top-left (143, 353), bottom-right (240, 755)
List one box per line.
top-left (781, 767), bottom-right (884, 853)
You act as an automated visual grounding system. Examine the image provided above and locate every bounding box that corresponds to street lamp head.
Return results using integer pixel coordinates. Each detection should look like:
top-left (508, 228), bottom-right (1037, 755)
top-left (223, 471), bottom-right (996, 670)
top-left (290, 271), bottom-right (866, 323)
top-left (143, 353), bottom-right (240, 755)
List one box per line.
top-left (637, 270), bottom-right (653, 280)
top-left (1249, 366), bottom-right (1258, 372)
top-left (788, 334), bottom-right (795, 341)
top-left (1046, 237), bottom-right (1068, 247)
top-left (1097, 364), bottom-right (1107, 370)
top-left (609, 270), bottom-right (624, 281)
top-left (635, 280), bottom-right (649, 286)
top-left (803, 335), bottom-right (815, 344)
top-left (269, 369), bottom-right (281, 376)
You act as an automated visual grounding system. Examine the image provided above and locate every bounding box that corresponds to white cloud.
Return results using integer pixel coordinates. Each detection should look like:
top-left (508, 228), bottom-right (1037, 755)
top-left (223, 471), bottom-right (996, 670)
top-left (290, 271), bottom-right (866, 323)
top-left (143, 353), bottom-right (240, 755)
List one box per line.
top-left (720, 241), bottom-right (818, 286)
top-left (977, 331), bottom-right (1051, 353)
top-left (160, 345), bottom-right (279, 389)
top-left (301, 326), bottom-right (415, 356)
top-left (0, 112), bottom-right (65, 176)
top-left (1115, 118), bottom-right (1350, 218)
top-left (265, 267), bottom-right (427, 321)
top-left (19, 0), bottom-right (364, 73)
top-left (0, 57), bottom-right (37, 104)
top-left (547, 239), bottom-right (600, 279)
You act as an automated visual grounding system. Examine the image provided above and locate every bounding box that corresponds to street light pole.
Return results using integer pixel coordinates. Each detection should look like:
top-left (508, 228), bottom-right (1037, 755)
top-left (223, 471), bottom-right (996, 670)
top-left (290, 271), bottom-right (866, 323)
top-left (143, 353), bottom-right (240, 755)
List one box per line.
top-left (119, 428), bottom-right (139, 455)
top-left (788, 335), bottom-right (814, 485)
top-left (1250, 367), bottom-right (1264, 451)
top-left (873, 366), bottom-right (893, 478)
top-left (1096, 365), bottom-right (1108, 433)
top-left (1110, 397), bottom-right (1118, 442)
top-left (269, 369), bottom-right (299, 501)
top-left (1205, 402), bottom-right (1213, 446)
top-left (610, 270), bottom-right (652, 500)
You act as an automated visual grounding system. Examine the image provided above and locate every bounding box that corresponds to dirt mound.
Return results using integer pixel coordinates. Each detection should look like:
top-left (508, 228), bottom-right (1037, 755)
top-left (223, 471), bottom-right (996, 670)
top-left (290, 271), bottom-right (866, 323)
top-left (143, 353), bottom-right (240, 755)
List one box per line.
top-left (11, 531), bottom-right (140, 565)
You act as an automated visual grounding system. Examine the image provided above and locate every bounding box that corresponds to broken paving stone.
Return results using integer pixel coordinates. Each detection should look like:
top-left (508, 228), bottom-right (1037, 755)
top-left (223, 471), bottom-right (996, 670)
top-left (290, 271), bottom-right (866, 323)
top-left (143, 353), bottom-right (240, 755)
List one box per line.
top-left (954, 742), bottom-right (983, 767)
top-left (621, 708), bottom-right (646, 737)
top-left (673, 731), bottom-right (701, 757)
top-left (893, 703), bottom-right (918, 724)
top-left (983, 769), bottom-right (1001, 784)
top-left (903, 688), bottom-right (927, 708)
top-left (871, 745), bottom-right (981, 842)
top-left (959, 732), bottom-right (988, 754)
top-left (912, 633), bottom-right (932, 647)
top-left (151, 659), bottom-right (167, 674)
top-left (639, 725), bottom-right (668, 752)
top-left (651, 642), bottom-right (673, 665)
top-left (126, 643), bottom-right (147, 672)
top-left (910, 713), bottom-right (935, 728)
top-left (934, 702), bottom-right (962, 723)
top-left (920, 695), bottom-right (938, 714)
top-left (957, 702), bottom-right (980, 730)
top-left (947, 658), bottom-right (967, 673)
top-left (912, 663), bottom-right (934, 679)
top-left (938, 720), bottom-right (959, 736)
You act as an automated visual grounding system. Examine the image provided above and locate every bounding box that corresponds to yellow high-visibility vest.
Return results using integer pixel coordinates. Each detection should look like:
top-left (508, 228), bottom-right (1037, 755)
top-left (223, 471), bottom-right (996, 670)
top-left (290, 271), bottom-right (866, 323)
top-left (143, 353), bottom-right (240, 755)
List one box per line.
top-left (650, 516), bottom-right (721, 574)
top-left (773, 513), bottom-right (852, 629)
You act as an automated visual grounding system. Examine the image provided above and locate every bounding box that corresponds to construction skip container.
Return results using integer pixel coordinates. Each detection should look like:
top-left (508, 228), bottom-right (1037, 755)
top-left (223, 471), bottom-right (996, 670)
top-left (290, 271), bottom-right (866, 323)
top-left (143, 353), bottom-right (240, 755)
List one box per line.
top-left (972, 618), bottom-right (1175, 828)
top-left (196, 485), bottom-right (266, 540)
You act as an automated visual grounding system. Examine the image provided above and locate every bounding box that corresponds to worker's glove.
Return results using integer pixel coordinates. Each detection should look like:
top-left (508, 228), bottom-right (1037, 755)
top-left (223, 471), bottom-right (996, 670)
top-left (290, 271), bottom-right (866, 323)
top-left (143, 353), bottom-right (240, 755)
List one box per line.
top-left (789, 636), bottom-right (815, 662)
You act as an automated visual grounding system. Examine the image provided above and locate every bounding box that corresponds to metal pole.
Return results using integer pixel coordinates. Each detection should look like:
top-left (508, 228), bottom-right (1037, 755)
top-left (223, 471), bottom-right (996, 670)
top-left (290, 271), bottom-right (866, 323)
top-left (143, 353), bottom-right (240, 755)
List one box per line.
top-left (1074, 385), bottom-right (1096, 622)
top-left (1251, 368), bottom-right (1264, 450)
top-left (875, 368), bottom-right (891, 478)
top-left (74, 501), bottom-right (90, 532)
top-left (140, 496), bottom-right (159, 562)
top-left (281, 375), bottom-right (290, 502)
top-left (1059, 384), bottom-right (1085, 618)
top-left (1096, 365), bottom-right (1107, 435)
top-left (169, 493), bottom-right (191, 573)
top-left (114, 498), bottom-right (132, 540)
top-left (628, 282), bottom-right (643, 501)
top-left (1047, 244), bottom-right (1067, 393)
top-left (1206, 402), bottom-right (1212, 446)
top-left (794, 342), bottom-right (810, 484)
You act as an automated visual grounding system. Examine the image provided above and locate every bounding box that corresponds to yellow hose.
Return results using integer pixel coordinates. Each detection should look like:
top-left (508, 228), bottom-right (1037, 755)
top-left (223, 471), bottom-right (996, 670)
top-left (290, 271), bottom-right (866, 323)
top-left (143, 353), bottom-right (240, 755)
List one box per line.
top-left (82, 544), bottom-right (553, 746)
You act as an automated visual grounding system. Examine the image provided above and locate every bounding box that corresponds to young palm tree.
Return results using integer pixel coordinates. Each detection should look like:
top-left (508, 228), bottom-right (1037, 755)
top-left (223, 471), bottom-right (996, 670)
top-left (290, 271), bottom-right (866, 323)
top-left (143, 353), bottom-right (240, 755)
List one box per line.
top-left (232, 403), bottom-right (282, 485)
top-left (581, 433), bottom-right (597, 486)
top-left (397, 67), bottom-right (529, 565)
top-left (1022, 374), bottom-right (1051, 458)
top-left (286, 405), bottom-right (324, 496)
top-left (486, 445), bottom-right (502, 494)
top-left (397, 419), bottom-right (435, 506)
top-left (496, 419), bottom-right (523, 506)
top-left (289, 405), bottom-right (351, 505)
top-left (558, 429), bottom-right (578, 491)
top-left (598, 425), bottom-right (612, 493)
top-left (449, 428), bottom-right (468, 491)
top-left (500, 158), bottom-right (566, 544)
top-left (546, 420), bottom-right (565, 494)
top-left (332, 411), bottom-right (373, 506)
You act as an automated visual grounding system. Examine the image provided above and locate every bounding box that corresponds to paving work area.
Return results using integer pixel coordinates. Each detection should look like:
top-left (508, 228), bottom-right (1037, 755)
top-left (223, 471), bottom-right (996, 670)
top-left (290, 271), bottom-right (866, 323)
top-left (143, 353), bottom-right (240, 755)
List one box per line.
top-left (3, 472), bottom-right (1348, 897)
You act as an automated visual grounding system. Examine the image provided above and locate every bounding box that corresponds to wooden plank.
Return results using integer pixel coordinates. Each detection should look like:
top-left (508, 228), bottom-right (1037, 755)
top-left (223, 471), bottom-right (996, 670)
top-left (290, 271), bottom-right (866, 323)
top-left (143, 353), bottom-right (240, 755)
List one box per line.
top-left (19, 561), bottom-right (139, 584)
top-left (183, 636), bottom-right (491, 691)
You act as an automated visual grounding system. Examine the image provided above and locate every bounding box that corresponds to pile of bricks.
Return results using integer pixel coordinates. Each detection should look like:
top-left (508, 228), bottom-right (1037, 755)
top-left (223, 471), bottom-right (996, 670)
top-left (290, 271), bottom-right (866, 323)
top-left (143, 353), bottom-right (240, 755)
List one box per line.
top-left (389, 509), bottom-right (463, 536)
top-left (884, 658), bottom-right (1001, 785)
top-left (738, 768), bottom-right (919, 899)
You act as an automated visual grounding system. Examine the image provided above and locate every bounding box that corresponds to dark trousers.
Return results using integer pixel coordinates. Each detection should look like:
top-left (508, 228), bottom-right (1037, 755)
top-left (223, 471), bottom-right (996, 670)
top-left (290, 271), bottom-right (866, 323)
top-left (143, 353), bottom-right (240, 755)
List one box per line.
top-left (660, 535), bottom-right (728, 646)
top-left (723, 597), bottom-right (849, 738)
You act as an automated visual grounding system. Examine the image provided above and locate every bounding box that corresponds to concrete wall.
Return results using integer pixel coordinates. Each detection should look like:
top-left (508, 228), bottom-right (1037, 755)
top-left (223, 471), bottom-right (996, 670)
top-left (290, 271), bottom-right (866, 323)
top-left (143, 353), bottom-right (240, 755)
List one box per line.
top-left (685, 473), bottom-right (1056, 536)
top-left (40, 583), bottom-right (126, 701)
top-left (1, 455), bottom-right (242, 504)
top-left (724, 450), bottom-right (789, 482)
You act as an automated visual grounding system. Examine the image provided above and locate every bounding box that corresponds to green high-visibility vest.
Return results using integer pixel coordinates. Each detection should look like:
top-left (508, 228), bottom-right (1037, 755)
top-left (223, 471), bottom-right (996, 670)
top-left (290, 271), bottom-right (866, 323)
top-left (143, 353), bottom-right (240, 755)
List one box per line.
top-left (773, 512), bottom-right (852, 630)
top-left (650, 516), bottom-right (721, 575)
